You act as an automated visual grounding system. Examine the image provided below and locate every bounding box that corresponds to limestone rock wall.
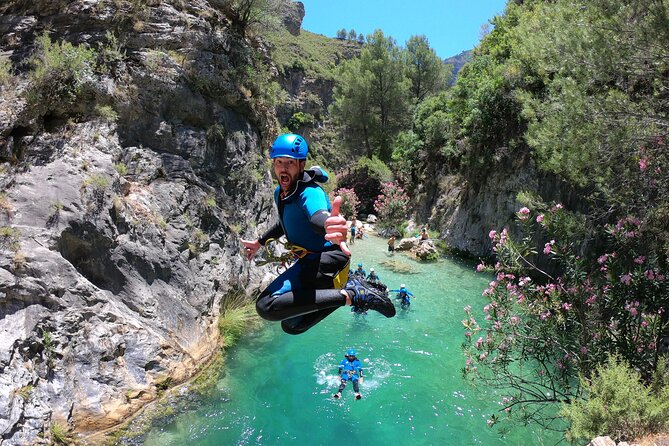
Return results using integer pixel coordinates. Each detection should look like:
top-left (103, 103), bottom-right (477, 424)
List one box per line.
top-left (0, 1), bottom-right (279, 444)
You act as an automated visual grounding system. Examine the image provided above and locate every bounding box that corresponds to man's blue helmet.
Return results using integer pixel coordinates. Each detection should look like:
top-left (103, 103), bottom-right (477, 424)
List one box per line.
top-left (346, 349), bottom-right (357, 357)
top-left (358, 263), bottom-right (362, 267)
top-left (270, 133), bottom-right (308, 159)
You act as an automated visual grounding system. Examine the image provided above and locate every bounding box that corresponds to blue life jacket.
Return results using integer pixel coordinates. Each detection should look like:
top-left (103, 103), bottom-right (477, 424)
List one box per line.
top-left (339, 358), bottom-right (363, 381)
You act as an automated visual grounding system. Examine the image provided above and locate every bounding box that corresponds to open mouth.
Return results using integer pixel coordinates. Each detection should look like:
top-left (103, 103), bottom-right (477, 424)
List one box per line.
top-left (279, 173), bottom-right (291, 187)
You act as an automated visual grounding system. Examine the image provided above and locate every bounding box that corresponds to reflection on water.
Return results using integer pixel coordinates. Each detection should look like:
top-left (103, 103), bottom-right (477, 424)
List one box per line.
top-left (137, 235), bottom-right (560, 446)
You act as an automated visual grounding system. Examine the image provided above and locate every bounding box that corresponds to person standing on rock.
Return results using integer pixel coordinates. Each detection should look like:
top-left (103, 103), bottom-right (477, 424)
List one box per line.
top-left (241, 134), bottom-right (395, 335)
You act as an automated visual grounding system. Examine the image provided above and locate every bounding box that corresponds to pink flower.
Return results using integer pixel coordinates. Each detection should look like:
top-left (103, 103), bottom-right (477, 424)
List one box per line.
top-left (620, 274), bottom-right (632, 285)
top-left (644, 270), bottom-right (656, 280)
top-left (543, 242), bottom-right (553, 255)
top-left (586, 295), bottom-right (597, 306)
top-left (475, 337), bottom-right (484, 349)
top-left (536, 214), bottom-right (544, 223)
top-left (518, 207), bottom-right (530, 220)
top-left (465, 331), bottom-right (472, 338)
top-left (562, 302), bottom-right (572, 311)
top-left (634, 256), bottom-right (646, 264)
top-left (639, 158), bottom-right (648, 170)
top-left (476, 263), bottom-right (485, 272)
top-left (464, 305), bottom-right (472, 313)
top-left (488, 230), bottom-right (497, 240)
top-left (510, 316), bottom-right (520, 325)
top-left (597, 254), bottom-right (609, 265)
top-left (580, 346), bottom-right (588, 355)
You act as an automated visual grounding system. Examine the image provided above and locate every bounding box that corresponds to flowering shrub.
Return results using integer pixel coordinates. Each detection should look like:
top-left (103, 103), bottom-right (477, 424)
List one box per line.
top-left (331, 187), bottom-right (360, 220)
top-left (373, 182), bottom-right (410, 232)
top-left (463, 204), bottom-right (669, 429)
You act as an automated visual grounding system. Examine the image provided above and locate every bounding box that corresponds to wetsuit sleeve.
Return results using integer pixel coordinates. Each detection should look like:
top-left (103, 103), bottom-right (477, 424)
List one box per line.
top-left (301, 186), bottom-right (330, 235)
top-left (309, 210), bottom-right (329, 235)
top-left (258, 223), bottom-right (284, 246)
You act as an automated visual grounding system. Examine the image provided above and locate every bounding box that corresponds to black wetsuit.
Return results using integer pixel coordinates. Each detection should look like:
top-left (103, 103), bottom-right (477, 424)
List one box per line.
top-left (255, 167), bottom-right (350, 335)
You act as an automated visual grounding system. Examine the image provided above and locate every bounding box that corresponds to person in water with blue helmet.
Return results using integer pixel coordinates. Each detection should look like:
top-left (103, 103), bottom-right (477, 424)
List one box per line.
top-left (390, 283), bottom-right (414, 308)
top-left (334, 349), bottom-right (364, 400)
top-left (241, 134), bottom-right (395, 334)
top-left (352, 262), bottom-right (366, 279)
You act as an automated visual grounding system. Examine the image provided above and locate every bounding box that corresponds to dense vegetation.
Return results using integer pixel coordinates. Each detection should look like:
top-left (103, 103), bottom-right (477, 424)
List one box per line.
top-left (264, 0), bottom-right (669, 442)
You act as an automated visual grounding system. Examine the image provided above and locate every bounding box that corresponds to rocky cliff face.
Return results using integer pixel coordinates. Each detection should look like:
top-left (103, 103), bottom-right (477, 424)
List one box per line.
top-left (0, 1), bottom-right (280, 444)
top-left (418, 148), bottom-right (579, 257)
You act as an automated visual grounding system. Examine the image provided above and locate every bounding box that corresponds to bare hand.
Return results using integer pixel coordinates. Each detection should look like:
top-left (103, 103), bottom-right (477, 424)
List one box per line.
top-left (241, 239), bottom-right (261, 261)
top-left (325, 196), bottom-right (351, 256)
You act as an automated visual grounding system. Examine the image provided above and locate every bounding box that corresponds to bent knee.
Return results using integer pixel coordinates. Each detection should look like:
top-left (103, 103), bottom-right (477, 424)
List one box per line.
top-left (255, 297), bottom-right (283, 322)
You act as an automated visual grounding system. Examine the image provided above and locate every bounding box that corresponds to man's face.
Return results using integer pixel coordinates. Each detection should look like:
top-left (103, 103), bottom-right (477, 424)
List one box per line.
top-left (273, 157), bottom-right (304, 193)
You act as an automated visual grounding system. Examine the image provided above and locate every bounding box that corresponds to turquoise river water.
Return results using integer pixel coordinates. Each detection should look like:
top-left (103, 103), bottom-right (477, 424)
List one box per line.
top-left (139, 235), bottom-right (561, 445)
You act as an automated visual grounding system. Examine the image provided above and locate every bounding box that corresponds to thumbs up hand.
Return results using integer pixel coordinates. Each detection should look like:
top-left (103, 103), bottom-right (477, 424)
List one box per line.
top-left (325, 196), bottom-right (351, 256)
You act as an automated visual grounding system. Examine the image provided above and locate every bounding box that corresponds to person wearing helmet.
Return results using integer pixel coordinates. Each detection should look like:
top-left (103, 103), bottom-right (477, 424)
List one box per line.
top-left (241, 134), bottom-right (395, 335)
top-left (367, 267), bottom-right (380, 284)
top-left (390, 283), bottom-right (414, 308)
top-left (333, 349), bottom-right (364, 400)
top-left (352, 262), bottom-right (366, 278)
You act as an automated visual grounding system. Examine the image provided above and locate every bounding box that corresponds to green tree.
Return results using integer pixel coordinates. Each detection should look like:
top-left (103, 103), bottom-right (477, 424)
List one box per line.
top-left (336, 28), bottom-right (347, 40)
top-left (331, 57), bottom-right (375, 155)
top-left (403, 35), bottom-right (448, 103)
top-left (332, 30), bottom-right (411, 161)
top-left (225, 0), bottom-right (283, 34)
top-left (347, 29), bottom-right (357, 41)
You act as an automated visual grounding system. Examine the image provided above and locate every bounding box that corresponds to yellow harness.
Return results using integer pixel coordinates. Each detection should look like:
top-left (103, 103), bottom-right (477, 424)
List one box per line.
top-left (255, 238), bottom-right (349, 289)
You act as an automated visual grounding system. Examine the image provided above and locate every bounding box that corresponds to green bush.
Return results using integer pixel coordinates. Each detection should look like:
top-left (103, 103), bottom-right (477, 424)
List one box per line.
top-left (26, 33), bottom-right (97, 119)
top-left (561, 356), bottom-right (669, 443)
top-left (287, 111), bottom-right (315, 132)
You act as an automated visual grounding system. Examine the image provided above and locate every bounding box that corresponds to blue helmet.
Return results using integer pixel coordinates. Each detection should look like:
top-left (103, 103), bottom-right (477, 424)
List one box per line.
top-left (346, 349), bottom-right (357, 357)
top-left (357, 263), bottom-right (363, 267)
top-left (270, 133), bottom-right (308, 159)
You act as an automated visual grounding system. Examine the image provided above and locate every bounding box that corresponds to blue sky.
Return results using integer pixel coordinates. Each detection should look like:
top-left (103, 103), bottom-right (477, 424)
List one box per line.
top-left (297, 0), bottom-right (508, 59)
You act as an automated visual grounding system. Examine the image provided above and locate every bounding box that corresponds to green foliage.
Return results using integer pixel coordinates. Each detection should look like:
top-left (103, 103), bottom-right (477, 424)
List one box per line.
top-left (218, 289), bottom-right (260, 348)
top-left (355, 156), bottom-right (393, 183)
top-left (114, 163), bottom-right (128, 175)
top-left (265, 29), bottom-right (353, 79)
top-left (286, 111), bottom-right (314, 132)
top-left (513, 0), bottom-right (669, 196)
top-left (331, 30), bottom-right (411, 160)
top-left (404, 35), bottom-right (448, 103)
top-left (464, 204), bottom-right (668, 431)
top-left (50, 422), bottom-right (70, 445)
top-left (15, 385), bottom-right (33, 401)
top-left (26, 33), bottom-right (97, 120)
top-left (225, 0), bottom-right (282, 34)
top-left (95, 104), bottom-right (118, 122)
top-left (561, 356), bottom-right (669, 443)
top-left (0, 226), bottom-right (21, 251)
